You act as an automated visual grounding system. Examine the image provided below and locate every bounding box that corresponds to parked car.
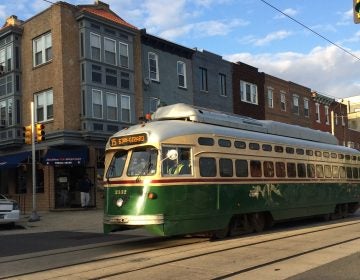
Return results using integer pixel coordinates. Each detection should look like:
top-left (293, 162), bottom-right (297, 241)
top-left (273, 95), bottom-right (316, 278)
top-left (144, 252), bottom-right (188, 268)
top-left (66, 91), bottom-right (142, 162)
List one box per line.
top-left (0, 194), bottom-right (20, 226)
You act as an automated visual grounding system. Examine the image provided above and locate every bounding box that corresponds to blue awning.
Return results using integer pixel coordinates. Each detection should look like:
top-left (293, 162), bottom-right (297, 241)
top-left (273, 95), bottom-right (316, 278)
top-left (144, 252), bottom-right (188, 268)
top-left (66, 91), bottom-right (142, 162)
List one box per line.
top-left (0, 151), bottom-right (31, 169)
top-left (44, 148), bottom-right (88, 166)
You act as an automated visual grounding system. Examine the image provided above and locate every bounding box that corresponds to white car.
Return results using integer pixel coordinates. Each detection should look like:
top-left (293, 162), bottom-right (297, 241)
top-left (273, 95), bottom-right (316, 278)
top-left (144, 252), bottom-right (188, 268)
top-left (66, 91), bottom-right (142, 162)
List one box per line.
top-left (0, 194), bottom-right (20, 225)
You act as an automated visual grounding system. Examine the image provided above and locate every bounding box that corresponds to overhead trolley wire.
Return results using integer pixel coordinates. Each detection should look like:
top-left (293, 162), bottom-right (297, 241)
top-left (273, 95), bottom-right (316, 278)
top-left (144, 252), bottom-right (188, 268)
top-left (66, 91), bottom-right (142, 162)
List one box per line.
top-left (260, 0), bottom-right (360, 61)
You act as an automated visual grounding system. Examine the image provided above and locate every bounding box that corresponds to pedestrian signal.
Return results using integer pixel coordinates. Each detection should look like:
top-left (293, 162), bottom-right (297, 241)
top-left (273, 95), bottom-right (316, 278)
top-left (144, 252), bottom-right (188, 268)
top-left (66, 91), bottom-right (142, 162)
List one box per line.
top-left (354, 0), bottom-right (360, 23)
top-left (23, 125), bottom-right (32, 145)
top-left (35, 123), bottom-right (45, 142)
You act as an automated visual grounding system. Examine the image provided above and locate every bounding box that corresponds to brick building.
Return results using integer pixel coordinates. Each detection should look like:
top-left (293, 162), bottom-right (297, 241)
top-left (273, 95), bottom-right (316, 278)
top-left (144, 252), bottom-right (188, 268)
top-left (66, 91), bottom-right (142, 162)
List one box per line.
top-left (0, 1), bottom-right (140, 212)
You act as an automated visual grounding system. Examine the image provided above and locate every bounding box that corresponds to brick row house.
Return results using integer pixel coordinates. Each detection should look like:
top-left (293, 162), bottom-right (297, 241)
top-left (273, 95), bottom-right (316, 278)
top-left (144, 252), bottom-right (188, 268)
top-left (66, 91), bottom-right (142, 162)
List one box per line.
top-left (0, 0), bottom-right (359, 212)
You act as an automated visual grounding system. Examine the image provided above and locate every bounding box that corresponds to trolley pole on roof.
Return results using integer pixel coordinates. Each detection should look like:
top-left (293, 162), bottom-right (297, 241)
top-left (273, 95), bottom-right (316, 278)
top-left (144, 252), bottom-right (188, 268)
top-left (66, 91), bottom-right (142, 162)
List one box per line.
top-left (29, 101), bottom-right (40, 222)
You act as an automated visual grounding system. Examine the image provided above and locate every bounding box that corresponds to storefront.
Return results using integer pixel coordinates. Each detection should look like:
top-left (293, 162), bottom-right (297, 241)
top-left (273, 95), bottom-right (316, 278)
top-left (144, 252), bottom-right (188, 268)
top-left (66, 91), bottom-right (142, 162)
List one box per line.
top-left (44, 147), bottom-right (95, 209)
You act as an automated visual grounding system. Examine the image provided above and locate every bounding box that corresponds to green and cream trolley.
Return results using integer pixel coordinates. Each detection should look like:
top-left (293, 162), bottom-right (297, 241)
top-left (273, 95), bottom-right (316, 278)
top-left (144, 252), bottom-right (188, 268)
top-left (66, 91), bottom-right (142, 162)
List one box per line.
top-left (103, 103), bottom-right (360, 238)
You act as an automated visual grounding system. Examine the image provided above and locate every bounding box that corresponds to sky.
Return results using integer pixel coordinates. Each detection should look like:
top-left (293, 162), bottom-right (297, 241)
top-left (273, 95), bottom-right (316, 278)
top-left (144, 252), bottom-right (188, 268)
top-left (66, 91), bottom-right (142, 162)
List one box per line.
top-left (1, 0), bottom-right (360, 99)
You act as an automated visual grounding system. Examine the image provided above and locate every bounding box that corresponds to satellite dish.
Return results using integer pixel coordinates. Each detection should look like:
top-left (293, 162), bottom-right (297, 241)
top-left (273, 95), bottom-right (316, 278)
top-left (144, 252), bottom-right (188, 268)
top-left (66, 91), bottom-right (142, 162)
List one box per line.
top-left (143, 77), bottom-right (150, 86)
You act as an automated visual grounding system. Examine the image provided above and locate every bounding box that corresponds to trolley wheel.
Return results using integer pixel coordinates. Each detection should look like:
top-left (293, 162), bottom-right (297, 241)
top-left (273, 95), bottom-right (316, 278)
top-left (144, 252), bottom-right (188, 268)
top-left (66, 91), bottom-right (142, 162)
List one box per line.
top-left (249, 212), bottom-right (265, 233)
top-left (341, 204), bottom-right (349, 218)
top-left (211, 226), bottom-right (229, 239)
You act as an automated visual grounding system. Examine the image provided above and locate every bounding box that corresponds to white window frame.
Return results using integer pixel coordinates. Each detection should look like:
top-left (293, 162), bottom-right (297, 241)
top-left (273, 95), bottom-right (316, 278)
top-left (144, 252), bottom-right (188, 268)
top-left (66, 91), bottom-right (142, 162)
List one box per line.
top-left (325, 105), bottom-right (330, 125)
top-left (240, 80), bottom-right (258, 105)
top-left (90, 33), bottom-right (101, 61)
top-left (219, 73), bottom-right (227, 97)
top-left (315, 103), bottom-right (320, 123)
top-left (177, 61), bottom-right (187, 88)
top-left (148, 52), bottom-right (159, 81)
top-left (335, 113), bottom-right (338, 125)
top-left (35, 89), bottom-right (53, 122)
top-left (106, 92), bottom-right (118, 121)
top-left (149, 97), bottom-right (160, 113)
top-left (304, 98), bottom-right (309, 117)
top-left (293, 95), bottom-right (299, 115)
top-left (200, 67), bottom-right (208, 92)
top-left (104, 37), bottom-right (116, 65)
top-left (33, 32), bottom-right (52, 67)
top-left (267, 87), bottom-right (273, 108)
top-left (92, 89), bottom-right (103, 119)
top-left (341, 115), bottom-right (345, 126)
top-left (119, 42), bottom-right (129, 68)
top-left (120, 95), bottom-right (131, 123)
top-left (280, 92), bottom-right (286, 111)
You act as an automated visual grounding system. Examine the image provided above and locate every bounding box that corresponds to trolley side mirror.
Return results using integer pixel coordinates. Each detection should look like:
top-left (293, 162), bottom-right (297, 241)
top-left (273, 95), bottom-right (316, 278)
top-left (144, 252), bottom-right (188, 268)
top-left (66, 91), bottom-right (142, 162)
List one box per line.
top-left (166, 149), bottom-right (178, 161)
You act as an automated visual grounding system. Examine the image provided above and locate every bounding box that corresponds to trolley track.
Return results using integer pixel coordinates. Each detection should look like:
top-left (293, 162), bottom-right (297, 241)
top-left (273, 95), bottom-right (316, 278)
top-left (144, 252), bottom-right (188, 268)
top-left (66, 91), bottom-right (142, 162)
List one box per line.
top-left (4, 217), bottom-right (360, 279)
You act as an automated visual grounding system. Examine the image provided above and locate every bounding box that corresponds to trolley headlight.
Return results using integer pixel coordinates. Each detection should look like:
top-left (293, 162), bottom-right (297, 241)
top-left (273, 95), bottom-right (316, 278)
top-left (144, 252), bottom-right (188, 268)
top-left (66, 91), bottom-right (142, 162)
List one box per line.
top-left (116, 198), bottom-right (124, 207)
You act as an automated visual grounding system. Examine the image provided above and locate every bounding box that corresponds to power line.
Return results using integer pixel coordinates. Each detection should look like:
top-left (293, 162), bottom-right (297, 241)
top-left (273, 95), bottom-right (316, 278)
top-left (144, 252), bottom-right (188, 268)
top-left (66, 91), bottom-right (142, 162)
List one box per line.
top-left (260, 0), bottom-right (360, 61)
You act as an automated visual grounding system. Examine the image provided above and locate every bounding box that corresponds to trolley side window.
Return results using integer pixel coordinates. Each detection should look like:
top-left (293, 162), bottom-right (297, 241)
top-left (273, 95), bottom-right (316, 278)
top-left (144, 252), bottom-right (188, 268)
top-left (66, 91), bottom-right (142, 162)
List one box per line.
top-left (106, 150), bottom-right (127, 178)
top-left (275, 162), bottom-right (286, 177)
top-left (235, 159), bottom-right (248, 177)
top-left (162, 146), bottom-right (192, 176)
top-left (219, 158), bottom-right (233, 177)
top-left (264, 161), bottom-right (274, 177)
top-left (250, 160), bottom-right (262, 177)
top-left (199, 157), bottom-right (216, 177)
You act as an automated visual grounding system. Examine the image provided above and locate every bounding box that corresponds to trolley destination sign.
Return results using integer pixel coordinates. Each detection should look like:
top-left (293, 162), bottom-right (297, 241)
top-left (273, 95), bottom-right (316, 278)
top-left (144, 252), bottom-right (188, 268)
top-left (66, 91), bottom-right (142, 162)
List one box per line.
top-left (110, 133), bottom-right (147, 147)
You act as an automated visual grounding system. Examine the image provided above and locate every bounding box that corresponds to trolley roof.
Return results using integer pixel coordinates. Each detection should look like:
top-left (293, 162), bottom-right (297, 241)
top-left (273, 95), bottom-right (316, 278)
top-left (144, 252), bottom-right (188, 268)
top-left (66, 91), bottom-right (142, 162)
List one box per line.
top-left (151, 103), bottom-right (338, 145)
top-left (106, 104), bottom-right (359, 155)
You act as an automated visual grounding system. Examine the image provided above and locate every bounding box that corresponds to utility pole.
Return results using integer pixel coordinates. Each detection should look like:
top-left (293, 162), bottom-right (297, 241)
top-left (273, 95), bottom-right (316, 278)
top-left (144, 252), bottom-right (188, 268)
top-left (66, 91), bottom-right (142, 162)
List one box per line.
top-left (29, 101), bottom-right (40, 222)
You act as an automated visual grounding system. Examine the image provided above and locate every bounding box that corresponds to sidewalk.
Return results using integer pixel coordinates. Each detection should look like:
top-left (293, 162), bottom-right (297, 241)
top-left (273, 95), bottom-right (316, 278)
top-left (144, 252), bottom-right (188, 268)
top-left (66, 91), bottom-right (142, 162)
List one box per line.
top-left (1, 208), bottom-right (104, 235)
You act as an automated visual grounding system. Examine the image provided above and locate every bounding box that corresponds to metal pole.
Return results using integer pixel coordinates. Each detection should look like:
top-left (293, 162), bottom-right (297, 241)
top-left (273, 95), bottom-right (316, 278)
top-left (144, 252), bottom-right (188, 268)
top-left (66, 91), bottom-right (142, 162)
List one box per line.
top-left (29, 101), bottom-right (40, 222)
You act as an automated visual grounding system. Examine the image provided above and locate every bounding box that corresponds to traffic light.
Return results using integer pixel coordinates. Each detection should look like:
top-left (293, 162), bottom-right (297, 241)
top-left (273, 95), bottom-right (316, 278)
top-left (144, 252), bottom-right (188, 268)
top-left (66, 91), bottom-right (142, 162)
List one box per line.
top-left (23, 125), bottom-right (32, 145)
top-left (35, 123), bottom-right (45, 142)
top-left (354, 0), bottom-right (360, 23)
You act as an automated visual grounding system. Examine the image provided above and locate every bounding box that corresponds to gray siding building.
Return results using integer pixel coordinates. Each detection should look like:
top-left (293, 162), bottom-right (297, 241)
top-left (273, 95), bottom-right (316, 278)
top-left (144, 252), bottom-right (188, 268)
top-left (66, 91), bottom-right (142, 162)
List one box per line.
top-left (192, 49), bottom-right (233, 113)
top-left (140, 30), bottom-right (195, 114)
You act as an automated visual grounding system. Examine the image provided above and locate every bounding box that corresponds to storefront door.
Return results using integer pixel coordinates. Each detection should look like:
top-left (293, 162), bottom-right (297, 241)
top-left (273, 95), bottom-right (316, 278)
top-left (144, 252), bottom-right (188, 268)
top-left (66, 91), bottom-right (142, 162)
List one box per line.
top-left (54, 167), bottom-right (95, 208)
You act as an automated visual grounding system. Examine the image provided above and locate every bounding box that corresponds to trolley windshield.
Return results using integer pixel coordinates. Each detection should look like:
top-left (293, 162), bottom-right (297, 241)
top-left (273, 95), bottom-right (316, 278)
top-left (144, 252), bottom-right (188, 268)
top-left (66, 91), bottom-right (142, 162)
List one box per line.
top-left (106, 147), bottom-right (158, 179)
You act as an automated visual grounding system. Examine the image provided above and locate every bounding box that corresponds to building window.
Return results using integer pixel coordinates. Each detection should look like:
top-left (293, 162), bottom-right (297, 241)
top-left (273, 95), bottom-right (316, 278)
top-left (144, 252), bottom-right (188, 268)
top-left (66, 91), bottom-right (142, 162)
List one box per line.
top-left (35, 89), bottom-right (53, 122)
top-left (104, 37), bottom-right (116, 65)
top-left (92, 89), bottom-right (103, 119)
top-left (240, 80), bottom-right (258, 105)
top-left (292, 95), bottom-right (299, 115)
top-left (149, 97), bottom-right (159, 113)
top-left (90, 33), bottom-right (101, 61)
top-left (92, 64), bottom-right (102, 83)
top-left (119, 42), bottom-right (129, 68)
top-left (335, 113), bottom-right (338, 125)
top-left (0, 45), bottom-right (12, 72)
top-left (341, 115), bottom-right (345, 126)
top-left (0, 99), bottom-right (13, 127)
top-left (315, 103), bottom-right (320, 123)
top-left (120, 72), bottom-right (130, 90)
top-left (200, 67), bottom-right (208, 91)
top-left (106, 92), bottom-right (117, 121)
top-left (304, 98), bottom-right (309, 117)
top-left (219, 73), bottom-right (227, 97)
top-left (0, 76), bottom-right (13, 96)
top-left (148, 52), bottom-right (159, 81)
top-left (267, 87), bottom-right (273, 108)
top-left (33, 32), bottom-right (52, 67)
top-left (325, 105), bottom-right (330, 125)
top-left (105, 68), bottom-right (117, 86)
top-left (120, 95), bottom-right (130, 123)
top-left (177, 61), bottom-right (186, 88)
top-left (280, 92), bottom-right (286, 111)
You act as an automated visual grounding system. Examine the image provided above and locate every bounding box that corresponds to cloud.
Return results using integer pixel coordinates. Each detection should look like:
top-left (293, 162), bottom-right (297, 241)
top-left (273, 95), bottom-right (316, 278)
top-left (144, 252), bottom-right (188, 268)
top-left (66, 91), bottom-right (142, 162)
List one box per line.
top-left (274, 8), bottom-right (298, 19)
top-left (224, 45), bottom-right (360, 98)
top-left (240, 30), bottom-right (292, 46)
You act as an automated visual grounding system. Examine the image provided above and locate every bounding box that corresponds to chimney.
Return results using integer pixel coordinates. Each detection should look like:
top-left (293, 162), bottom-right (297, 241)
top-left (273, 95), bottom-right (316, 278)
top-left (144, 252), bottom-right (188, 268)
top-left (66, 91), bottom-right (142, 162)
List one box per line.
top-left (5, 15), bottom-right (22, 27)
top-left (94, 0), bottom-right (110, 10)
